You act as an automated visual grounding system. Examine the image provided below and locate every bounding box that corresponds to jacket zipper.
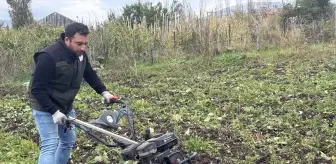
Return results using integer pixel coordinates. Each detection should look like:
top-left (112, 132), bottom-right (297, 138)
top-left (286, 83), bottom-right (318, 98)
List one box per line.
top-left (70, 60), bottom-right (79, 87)
top-left (68, 60), bottom-right (79, 109)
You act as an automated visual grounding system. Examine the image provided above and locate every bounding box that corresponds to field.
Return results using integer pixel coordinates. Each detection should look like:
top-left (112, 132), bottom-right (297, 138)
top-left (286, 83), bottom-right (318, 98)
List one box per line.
top-left (0, 42), bottom-right (336, 163)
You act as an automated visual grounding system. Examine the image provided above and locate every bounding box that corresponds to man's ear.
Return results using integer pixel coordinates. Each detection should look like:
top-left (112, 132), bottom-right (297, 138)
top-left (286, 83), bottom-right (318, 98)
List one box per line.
top-left (64, 37), bottom-right (71, 42)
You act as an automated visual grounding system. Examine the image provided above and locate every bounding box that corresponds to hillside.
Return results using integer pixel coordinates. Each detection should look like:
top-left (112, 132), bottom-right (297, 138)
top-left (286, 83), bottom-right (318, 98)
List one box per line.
top-left (0, 43), bottom-right (335, 163)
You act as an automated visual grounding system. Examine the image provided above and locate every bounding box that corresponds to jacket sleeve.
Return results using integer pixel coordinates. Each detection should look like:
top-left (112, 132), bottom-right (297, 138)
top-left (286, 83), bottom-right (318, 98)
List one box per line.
top-left (30, 53), bottom-right (58, 115)
top-left (83, 54), bottom-right (107, 94)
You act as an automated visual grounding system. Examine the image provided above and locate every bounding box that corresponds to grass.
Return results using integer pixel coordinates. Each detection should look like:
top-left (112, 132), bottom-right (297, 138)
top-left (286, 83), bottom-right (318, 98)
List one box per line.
top-left (0, 130), bottom-right (39, 164)
top-left (0, 42), bottom-right (336, 163)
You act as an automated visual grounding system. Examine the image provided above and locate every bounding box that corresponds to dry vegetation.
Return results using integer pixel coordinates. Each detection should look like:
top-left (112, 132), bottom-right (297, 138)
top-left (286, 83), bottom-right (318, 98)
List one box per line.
top-left (0, 5), bottom-right (335, 82)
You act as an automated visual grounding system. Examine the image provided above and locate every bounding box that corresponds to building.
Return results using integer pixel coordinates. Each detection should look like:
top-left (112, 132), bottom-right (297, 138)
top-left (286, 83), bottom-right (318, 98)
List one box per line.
top-left (0, 24), bottom-right (8, 30)
top-left (37, 12), bottom-right (77, 27)
top-left (261, 8), bottom-right (282, 15)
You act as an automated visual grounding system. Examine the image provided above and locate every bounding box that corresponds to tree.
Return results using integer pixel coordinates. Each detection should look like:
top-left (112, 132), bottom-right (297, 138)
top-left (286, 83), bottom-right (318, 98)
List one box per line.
top-left (169, 0), bottom-right (184, 19)
top-left (282, 0), bottom-right (334, 24)
top-left (121, 0), bottom-right (183, 28)
top-left (6, 0), bottom-right (34, 29)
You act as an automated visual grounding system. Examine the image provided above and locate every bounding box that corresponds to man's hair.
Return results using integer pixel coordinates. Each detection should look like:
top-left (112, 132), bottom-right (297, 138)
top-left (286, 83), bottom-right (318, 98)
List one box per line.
top-left (64, 22), bottom-right (89, 38)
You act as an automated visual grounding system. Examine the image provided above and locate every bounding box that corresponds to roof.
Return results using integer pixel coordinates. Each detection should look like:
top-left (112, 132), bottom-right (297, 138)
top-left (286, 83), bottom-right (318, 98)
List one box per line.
top-left (37, 12), bottom-right (77, 27)
top-left (0, 24), bottom-right (8, 29)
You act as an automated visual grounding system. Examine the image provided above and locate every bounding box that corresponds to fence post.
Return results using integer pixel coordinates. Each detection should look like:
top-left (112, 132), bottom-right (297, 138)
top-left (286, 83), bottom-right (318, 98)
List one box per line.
top-left (256, 23), bottom-right (260, 51)
top-left (174, 29), bottom-right (176, 49)
top-left (229, 23), bottom-right (231, 46)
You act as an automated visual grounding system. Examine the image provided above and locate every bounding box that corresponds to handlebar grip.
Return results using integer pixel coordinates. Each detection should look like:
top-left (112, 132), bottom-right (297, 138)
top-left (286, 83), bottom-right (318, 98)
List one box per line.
top-left (105, 96), bottom-right (125, 104)
top-left (111, 99), bottom-right (125, 104)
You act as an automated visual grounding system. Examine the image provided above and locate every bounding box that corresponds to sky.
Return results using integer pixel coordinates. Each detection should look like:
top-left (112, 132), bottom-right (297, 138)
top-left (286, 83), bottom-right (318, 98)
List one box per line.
top-left (0, 0), bottom-right (335, 26)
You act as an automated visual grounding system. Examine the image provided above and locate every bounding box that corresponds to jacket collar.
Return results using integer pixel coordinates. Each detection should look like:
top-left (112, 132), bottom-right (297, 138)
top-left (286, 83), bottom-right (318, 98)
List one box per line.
top-left (57, 33), bottom-right (79, 61)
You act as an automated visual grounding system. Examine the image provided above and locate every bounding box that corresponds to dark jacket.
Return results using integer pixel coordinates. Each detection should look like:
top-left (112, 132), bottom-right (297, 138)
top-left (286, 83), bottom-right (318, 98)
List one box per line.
top-left (27, 33), bottom-right (107, 115)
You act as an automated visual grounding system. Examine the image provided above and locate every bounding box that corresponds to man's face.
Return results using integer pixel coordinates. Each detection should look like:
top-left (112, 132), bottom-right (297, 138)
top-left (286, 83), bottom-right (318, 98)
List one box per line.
top-left (65, 33), bottom-right (89, 56)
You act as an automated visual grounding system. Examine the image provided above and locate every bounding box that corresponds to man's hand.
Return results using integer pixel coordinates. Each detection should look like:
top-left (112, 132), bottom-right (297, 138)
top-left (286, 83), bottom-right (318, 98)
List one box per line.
top-left (52, 110), bottom-right (67, 125)
top-left (102, 91), bottom-right (118, 103)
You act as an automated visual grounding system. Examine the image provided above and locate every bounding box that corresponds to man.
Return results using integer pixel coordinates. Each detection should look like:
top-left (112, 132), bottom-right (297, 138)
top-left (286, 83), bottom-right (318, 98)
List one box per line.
top-left (27, 22), bottom-right (116, 164)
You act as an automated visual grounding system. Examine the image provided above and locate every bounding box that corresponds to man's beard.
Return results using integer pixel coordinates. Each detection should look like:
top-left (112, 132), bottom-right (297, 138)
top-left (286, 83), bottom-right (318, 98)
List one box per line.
top-left (76, 51), bottom-right (84, 55)
top-left (69, 45), bottom-right (84, 56)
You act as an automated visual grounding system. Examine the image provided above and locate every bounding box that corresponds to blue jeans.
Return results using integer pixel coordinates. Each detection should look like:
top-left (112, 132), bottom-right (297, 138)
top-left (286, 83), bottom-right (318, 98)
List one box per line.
top-left (32, 109), bottom-right (76, 164)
